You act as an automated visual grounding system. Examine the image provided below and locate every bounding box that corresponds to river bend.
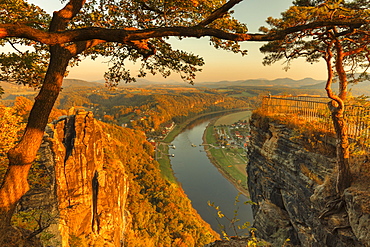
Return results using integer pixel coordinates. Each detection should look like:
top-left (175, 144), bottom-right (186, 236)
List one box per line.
top-left (170, 119), bottom-right (253, 236)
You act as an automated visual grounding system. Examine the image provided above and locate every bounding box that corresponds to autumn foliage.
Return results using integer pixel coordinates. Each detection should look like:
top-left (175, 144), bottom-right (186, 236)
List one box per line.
top-left (97, 122), bottom-right (219, 246)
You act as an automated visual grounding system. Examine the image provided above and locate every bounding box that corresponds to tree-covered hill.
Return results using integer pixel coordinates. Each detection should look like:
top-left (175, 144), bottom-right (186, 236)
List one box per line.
top-left (101, 121), bottom-right (220, 246)
top-left (53, 85), bottom-right (251, 134)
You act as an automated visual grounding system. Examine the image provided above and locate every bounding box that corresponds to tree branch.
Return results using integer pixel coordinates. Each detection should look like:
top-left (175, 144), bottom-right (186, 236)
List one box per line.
top-left (6, 39), bottom-right (23, 54)
top-left (1, 19), bottom-right (367, 47)
top-left (196, 0), bottom-right (243, 27)
top-left (271, 20), bottom-right (368, 39)
top-left (343, 43), bottom-right (369, 57)
top-left (66, 39), bottom-right (106, 57)
top-left (139, 1), bottom-right (164, 15)
top-left (0, 24), bottom-right (261, 44)
top-left (50, 0), bottom-right (86, 32)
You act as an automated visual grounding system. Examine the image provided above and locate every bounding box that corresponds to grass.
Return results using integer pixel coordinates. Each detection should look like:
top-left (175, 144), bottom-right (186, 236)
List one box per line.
top-left (163, 124), bottom-right (185, 143)
top-left (204, 122), bottom-right (249, 194)
top-left (255, 109), bottom-right (336, 156)
top-left (209, 148), bottom-right (247, 184)
top-left (214, 111), bottom-right (252, 126)
top-left (205, 125), bottom-right (218, 143)
top-left (156, 144), bottom-right (178, 184)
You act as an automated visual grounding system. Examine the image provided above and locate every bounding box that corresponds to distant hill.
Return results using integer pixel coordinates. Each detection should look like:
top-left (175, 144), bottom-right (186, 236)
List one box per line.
top-left (60, 77), bottom-right (370, 96)
top-left (196, 78), bottom-right (370, 96)
top-left (62, 79), bottom-right (103, 88)
top-left (0, 79), bottom-right (104, 104)
top-left (298, 80), bottom-right (370, 96)
top-left (349, 80), bottom-right (370, 96)
top-left (2, 77), bottom-right (369, 101)
top-left (0, 81), bottom-right (38, 102)
top-left (299, 81), bottom-right (327, 89)
top-left (197, 77), bottom-right (325, 88)
top-left (93, 78), bottom-right (180, 86)
top-left (87, 77), bottom-right (327, 88)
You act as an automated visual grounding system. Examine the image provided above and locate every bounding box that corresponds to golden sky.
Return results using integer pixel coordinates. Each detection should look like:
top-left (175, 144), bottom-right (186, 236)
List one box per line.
top-left (26, 0), bottom-right (327, 83)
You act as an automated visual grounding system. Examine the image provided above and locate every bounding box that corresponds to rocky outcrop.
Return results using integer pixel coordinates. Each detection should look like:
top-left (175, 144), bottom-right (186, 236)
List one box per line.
top-left (20, 111), bottom-right (128, 246)
top-left (19, 111), bottom-right (219, 246)
top-left (52, 111), bottom-right (129, 246)
top-left (247, 113), bottom-right (370, 246)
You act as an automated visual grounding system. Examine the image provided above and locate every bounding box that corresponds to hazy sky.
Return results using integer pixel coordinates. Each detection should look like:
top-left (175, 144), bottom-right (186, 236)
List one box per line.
top-left (27, 0), bottom-right (327, 83)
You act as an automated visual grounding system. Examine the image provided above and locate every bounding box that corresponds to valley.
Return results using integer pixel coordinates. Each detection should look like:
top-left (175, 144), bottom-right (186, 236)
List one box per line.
top-left (1, 77), bottom-right (370, 246)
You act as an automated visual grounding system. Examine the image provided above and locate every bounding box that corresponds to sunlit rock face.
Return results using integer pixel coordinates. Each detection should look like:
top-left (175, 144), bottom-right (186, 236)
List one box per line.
top-left (51, 111), bottom-right (128, 246)
top-left (247, 113), bottom-right (370, 247)
top-left (21, 111), bottom-right (128, 246)
top-left (20, 111), bottom-right (218, 247)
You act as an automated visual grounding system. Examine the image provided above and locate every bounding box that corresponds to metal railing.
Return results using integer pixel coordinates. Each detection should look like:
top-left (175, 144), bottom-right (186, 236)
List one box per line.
top-left (346, 104), bottom-right (370, 139)
top-left (261, 95), bottom-right (370, 140)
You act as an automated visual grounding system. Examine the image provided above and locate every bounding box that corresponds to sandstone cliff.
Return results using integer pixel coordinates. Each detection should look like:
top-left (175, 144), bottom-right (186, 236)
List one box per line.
top-left (247, 112), bottom-right (370, 246)
top-left (17, 111), bottom-right (218, 246)
top-left (19, 111), bottom-right (128, 246)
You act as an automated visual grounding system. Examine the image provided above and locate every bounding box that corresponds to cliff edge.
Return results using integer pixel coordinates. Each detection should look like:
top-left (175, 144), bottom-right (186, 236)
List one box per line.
top-left (247, 112), bottom-right (370, 246)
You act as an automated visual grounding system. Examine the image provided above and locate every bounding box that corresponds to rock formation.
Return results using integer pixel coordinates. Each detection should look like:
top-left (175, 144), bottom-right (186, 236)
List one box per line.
top-left (19, 111), bottom-right (129, 246)
top-left (17, 111), bottom-right (218, 246)
top-left (247, 112), bottom-right (370, 246)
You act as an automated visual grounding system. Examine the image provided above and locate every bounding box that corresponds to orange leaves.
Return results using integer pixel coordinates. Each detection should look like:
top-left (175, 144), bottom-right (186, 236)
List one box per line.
top-left (100, 122), bottom-right (218, 245)
top-left (0, 105), bottom-right (25, 155)
top-left (190, 0), bottom-right (200, 7)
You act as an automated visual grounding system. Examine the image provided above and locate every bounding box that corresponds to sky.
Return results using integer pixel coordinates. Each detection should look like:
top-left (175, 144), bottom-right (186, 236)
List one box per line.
top-left (25, 0), bottom-right (327, 83)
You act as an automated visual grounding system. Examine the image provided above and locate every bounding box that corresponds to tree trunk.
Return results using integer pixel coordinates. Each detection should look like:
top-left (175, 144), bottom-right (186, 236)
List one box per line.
top-left (325, 37), bottom-right (352, 195)
top-left (329, 101), bottom-right (352, 194)
top-left (0, 45), bottom-right (71, 245)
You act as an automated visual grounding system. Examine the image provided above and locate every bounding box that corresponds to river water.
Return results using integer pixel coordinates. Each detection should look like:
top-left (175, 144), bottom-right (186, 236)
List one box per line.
top-left (169, 119), bottom-right (253, 236)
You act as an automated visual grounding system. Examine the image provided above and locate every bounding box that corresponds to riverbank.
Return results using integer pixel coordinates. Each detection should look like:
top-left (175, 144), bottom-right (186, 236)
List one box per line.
top-left (156, 108), bottom-right (249, 183)
top-left (163, 108), bottom-right (249, 143)
top-left (169, 119), bottom-right (254, 237)
top-left (202, 119), bottom-right (250, 198)
top-left (156, 109), bottom-right (252, 196)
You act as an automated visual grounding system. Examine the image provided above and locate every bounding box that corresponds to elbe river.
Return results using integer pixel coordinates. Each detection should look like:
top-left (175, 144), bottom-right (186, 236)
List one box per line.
top-left (169, 119), bottom-right (253, 236)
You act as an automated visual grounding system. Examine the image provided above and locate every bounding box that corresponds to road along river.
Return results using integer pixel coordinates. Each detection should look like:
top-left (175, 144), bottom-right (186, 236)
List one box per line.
top-left (169, 119), bottom-right (253, 236)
